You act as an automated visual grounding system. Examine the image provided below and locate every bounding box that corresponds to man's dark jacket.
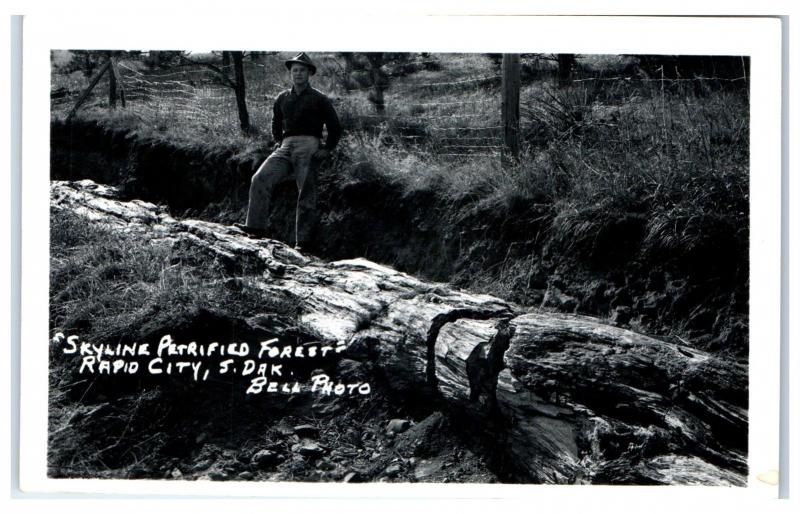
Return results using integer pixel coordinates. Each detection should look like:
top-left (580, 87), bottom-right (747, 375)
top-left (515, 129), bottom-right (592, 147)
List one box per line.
top-left (272, 87), bottom-right (342, 150)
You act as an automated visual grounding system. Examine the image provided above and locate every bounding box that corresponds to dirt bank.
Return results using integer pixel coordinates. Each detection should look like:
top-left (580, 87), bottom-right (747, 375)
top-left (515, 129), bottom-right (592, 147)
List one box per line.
top-left (50, 118), bottom-right (749, 357)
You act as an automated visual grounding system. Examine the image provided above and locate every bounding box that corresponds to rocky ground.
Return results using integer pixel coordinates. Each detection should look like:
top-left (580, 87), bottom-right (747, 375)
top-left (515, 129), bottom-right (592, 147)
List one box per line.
top-left (131, 395), bottom-right (498, 484)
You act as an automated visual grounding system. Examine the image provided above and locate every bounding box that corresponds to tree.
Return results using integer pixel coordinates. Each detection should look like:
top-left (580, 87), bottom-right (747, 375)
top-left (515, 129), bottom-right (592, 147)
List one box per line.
top-left (143, 51), bottom-right (183, 69)
top-left (221, 51), bottom-right (231, 81)
top-left (180, 51), bottom-right (252, 133)
top-left (365, 53), bottom-right (387, 115)
top-left (501, 54), bottom-right (521, 167)
top-left (556, 54), bottom-right (576, 87)
top-left (230, 51), bottom-right (250, 132)
top-left (338, 52), bottom-right (358, 91)
top-left (65, 50), bottom-right (132, 77)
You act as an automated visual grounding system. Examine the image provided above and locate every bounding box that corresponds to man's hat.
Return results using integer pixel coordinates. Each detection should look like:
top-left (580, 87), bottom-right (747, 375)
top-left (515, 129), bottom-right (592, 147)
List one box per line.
top-left (284, 52), bottom-right (317, 75)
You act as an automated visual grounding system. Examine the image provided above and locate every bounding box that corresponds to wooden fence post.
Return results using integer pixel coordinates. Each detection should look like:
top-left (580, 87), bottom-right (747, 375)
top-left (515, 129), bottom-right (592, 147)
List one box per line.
top-left (501, 53), bottom-right (520, 167)
top-left (66, 60), bottom-right (112, 122)
top-left (367, 53), bottom-right (386, 115)
top-left (557, 54), bottom-right (575, 87)
top-left (108, 59), bottom-right (117, 108)
top-left (112, 61), bottom-right (126, 108)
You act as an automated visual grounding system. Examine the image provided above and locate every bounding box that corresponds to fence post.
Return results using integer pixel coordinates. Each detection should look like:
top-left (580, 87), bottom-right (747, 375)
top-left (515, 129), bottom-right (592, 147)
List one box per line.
top-left (366, 53), bottom-right (386, 115)
top-left (557, 54), bottom-right (575, 87)
top-left (112, 61), bottom-right (126, 108)
top-left (66, 60), bottom-right (112, 122)
top-left (108, 58), bottom-right (117, 108)
top-left (501, 53), bottom-right (520, 167)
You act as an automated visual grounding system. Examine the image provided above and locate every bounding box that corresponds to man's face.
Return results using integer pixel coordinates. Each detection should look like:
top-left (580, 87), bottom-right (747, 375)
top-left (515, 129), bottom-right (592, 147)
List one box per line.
top-left (291, 64), bottom-right (310, 88)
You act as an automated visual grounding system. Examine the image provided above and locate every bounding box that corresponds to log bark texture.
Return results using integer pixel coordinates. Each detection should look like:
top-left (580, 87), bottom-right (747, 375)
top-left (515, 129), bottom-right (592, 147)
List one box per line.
top-left (50, 180), bottom-right (748, 486)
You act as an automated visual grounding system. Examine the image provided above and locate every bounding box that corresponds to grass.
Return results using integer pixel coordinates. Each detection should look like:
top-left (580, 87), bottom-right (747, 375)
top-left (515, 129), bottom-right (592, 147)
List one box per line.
top-left (49, 207), bottom-right (289, 358)
top-left (48, 51), bottom-right (751, 478)
top-left (336, 65), bottom-right (747, 349)
top-left (48, 207), bottom-right (305, 477)
top-left (51, 50), bottom-right (750, 348)
top-left (338, 76), bottom-right (747, 253)
top-left (51, 52), bottom-right (505, 154)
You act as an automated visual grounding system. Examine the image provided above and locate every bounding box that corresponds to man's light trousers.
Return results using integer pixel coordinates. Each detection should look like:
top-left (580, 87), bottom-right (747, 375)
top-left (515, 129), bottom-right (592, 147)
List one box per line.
top-left (245, 135), bottom-right (320, 246)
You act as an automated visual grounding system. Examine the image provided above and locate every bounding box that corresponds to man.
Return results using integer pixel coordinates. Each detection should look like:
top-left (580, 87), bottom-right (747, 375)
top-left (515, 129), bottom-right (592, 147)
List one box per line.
top-left (236, 52), bottom-right (342, 252)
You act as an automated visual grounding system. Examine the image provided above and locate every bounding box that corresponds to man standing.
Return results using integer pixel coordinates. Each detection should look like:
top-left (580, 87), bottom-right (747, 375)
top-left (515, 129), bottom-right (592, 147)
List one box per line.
top-left (237, 52), bottom-right (342, 252)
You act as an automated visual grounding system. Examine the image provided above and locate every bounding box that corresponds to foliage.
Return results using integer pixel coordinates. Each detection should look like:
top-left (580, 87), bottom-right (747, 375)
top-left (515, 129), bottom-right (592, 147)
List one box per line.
top-left (49, 209), bottom-right (276, 346)
top-left (50, 51), bottom-right (750, 345)
top-left (48, 52), bottom-right (751, 479)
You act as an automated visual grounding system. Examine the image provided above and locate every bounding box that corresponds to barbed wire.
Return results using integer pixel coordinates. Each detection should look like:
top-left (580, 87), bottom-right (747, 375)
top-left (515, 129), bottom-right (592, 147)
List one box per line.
top-left (571, 75), bottom-right (748, 83)
top-left (437, 153), bottom-right (500, 157)
top-left (392, 135), bottom-right (501, 140)
top-left (380, 99), bottom-right (498, 107)
top-left (118, 62), bottom-right (231, 81)
top-left (356, 113), bottom-right (492, 120)
top-left (441, 145), bottom-right (501, 149)
top-left (355, 59), bottom-right (443, 67)
top-left (54, 56), bottom-right (747, 161)
top-left (119, 76), bottom-right (201, 94)
top-left (427, 126), bottom-right (503, 131)
top-left (339, 74), bottom-right (502, 93)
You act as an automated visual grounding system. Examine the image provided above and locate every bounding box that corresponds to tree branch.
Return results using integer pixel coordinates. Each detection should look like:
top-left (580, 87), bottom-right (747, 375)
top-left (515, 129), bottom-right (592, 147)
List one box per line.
top-left (177, 54), bottom-right (237, 89)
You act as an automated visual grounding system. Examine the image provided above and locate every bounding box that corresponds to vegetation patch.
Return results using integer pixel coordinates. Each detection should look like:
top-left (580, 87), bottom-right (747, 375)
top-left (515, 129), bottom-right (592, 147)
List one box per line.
top-left (51, 52), bottom-right (749, 356)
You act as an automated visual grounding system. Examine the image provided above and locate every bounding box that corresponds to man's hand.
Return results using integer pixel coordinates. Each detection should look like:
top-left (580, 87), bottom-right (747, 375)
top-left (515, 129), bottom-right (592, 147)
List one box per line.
top-left (313, 148), bottom-right (331, 161)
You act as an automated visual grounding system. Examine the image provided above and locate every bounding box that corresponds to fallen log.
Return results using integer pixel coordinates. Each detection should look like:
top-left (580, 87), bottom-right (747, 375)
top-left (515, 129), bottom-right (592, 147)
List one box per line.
top-left (50, 180), bottom-right (748, 485)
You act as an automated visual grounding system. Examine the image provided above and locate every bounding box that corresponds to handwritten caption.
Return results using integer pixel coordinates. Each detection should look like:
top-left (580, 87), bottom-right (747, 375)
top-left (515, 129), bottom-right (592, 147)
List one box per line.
top-left (51, 333), bottom-right (371, 396)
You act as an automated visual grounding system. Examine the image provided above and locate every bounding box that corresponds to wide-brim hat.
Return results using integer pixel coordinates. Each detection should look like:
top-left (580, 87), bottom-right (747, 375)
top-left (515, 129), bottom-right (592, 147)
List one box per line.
top-left (284, 52), bottom-right (317, 75)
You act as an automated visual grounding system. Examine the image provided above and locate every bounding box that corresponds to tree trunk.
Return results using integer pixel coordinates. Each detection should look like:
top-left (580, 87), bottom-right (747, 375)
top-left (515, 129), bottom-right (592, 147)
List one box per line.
top-left (501, 54), bottom-right (520, 167)
top-left (341, 52), bottom-right (356, 92)
top-left (221, 51), bottom-right (231, 81)
top-left (82, 51), bottom-right (95, 77)
top-left (366, 53), bottom-right (386, 115)
top-left (231, 51), bottom-right (250, 133)
top-left (557, 53), bottom-right (575, 87)
top-left (148, 50), bottom-right (160, 69)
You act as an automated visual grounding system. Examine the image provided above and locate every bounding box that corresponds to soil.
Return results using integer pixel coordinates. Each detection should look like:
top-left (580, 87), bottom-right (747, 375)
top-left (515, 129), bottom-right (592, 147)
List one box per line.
top-left (49, 360), bottom-right (503, 483)
top-left (48, 119), bottom-right (749, 482)
top-left (50, 119), bottom-right (748, 359)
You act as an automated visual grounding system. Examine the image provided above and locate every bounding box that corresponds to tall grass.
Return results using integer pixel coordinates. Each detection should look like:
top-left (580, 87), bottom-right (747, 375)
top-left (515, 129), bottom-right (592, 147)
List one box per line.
top-left (51, 52), bottom-right (750, 338)
top-left (525, 81), bottom-right (749, 260)
top-left (341, 78), bottom-right (747, 224)
top-left (49, 208), bottom-right (282, 346)
top-left (48, 207), bottom-right (309, 477)
top-left (334, 71), bottom-right (748, 325)
top-left (51, 52), bottom-right (507, 154)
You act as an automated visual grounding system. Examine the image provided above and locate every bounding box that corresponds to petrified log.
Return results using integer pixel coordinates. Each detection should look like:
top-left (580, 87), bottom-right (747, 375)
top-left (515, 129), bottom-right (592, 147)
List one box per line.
top-left (497, 314), bottom-right (747, 484)
top-left (50, 180), bottom-right (748, 485)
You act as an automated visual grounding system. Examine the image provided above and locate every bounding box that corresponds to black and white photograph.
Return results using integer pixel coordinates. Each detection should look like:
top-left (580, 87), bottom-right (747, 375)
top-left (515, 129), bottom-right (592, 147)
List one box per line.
top-left (45, 47), bottom-right (752, 486)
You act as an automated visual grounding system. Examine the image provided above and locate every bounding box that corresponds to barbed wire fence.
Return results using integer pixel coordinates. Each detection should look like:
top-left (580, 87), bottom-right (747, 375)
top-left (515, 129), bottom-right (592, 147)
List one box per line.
top-left (53, 56), bottom-right (282, 137)
top-left (332, 72), bottom-right (503, 158)
top-left (50, 53), bottom-right (508, 158)
top-left (51, 52), bottom-right (749, 161)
